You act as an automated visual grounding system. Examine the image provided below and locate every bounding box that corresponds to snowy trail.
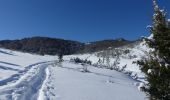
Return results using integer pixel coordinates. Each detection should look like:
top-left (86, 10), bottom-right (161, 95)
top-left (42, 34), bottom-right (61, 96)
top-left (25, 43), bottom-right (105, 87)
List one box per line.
top-left (0, 62), bottom-right (48, 86)
top-left (0, 61), bottom-right (53, 100)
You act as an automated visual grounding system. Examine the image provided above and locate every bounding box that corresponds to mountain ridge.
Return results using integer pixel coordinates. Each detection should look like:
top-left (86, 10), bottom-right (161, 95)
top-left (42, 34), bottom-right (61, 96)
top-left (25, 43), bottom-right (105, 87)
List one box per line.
top-left (0, 36), bottom-right (138, 55)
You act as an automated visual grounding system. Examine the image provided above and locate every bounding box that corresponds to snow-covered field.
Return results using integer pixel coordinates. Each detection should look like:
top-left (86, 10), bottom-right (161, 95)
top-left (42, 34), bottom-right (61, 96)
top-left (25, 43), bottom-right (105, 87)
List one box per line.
top-left (43, 62), bottom-right (146, 100)
top-left (0, 42), bottom-right (148, 100)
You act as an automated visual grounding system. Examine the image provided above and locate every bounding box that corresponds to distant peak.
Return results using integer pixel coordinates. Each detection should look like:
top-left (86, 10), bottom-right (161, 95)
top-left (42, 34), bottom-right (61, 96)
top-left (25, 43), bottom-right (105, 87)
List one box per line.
top-left (115, 38), bottom-right (126, 41)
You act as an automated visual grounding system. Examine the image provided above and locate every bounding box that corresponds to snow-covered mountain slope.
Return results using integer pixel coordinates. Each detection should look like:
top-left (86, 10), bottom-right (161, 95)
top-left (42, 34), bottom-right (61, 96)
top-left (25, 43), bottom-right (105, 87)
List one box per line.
top-left (0, 40), bottom-right (148, 100)
top-left (65, 41), bottom-right (150, 82)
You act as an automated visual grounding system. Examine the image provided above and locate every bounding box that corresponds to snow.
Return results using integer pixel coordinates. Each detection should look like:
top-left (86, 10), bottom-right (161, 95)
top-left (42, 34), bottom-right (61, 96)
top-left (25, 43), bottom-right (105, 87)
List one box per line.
top-left (0, 48), bottom-right (55, 81)
top-left (38, 67), bottom-right (50, 100)
top-left (146, 25), bottom-right (152, 29)
top-left (65, 41), bottom-right (150, 82)
top-left (43, 62), bottom-right (145, 100)
top-left (0, 62), bottom-right (53, 99)
top-left (138, 83), bottom-right (144, 91)
top-left (168, 19), bottom-right (170, 22)
top-left (0, 48), bottom-right (55, 99)
top-left (148, 34), bottom-right (153, 40)
top-left (0, 41), bottom-right (148, 100)
top-left (147, 69), bottom-right (152, 74)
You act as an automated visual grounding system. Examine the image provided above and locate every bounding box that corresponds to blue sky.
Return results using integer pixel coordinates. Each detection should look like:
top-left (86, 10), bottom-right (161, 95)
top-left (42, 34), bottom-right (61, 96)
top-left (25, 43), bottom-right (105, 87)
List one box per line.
top-left (0, 0), bottom-right (169, 42)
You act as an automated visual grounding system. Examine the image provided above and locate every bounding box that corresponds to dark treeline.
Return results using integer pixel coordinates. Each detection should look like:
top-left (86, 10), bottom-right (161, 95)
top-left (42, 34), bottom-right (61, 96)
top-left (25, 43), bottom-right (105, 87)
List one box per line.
top-left (0, 36), bottom-right (134, 55)
top-left (0, 37), bottom-right (84, 55)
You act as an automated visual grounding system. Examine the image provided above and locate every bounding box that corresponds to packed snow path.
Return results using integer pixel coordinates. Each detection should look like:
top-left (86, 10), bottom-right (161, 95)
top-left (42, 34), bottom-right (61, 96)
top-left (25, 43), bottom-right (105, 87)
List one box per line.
top-left (42, 61), bottom-right (146, 100)
top-left (0, 61), bottom-right (53, 100)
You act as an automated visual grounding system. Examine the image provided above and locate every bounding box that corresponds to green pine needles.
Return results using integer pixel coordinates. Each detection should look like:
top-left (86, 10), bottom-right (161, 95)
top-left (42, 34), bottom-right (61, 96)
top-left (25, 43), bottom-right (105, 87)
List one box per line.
top-left (138, 0), bottom-right (170, 100)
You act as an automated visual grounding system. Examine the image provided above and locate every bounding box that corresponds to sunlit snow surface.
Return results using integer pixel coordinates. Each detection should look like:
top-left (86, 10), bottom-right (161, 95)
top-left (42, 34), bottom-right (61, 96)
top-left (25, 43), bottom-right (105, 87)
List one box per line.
top-left (0, 41), bottom-right (148, 100)
top-left (43, 62), bottom-right (145, 100)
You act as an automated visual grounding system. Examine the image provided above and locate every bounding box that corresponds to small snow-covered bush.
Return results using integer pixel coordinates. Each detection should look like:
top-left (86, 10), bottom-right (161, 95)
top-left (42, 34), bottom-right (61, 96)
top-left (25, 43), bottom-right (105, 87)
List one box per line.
top-left (70, 57), bottom-right (92, 65)
top-left (70, 57), bottom-right (92, 73)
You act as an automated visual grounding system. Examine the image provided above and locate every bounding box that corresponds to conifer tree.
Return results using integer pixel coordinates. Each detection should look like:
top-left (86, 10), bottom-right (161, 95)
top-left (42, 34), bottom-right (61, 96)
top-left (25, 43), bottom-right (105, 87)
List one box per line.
top-left (58, 53), bottom-right (63, 62)
top-left (139, 0), bottom-right (170, 100)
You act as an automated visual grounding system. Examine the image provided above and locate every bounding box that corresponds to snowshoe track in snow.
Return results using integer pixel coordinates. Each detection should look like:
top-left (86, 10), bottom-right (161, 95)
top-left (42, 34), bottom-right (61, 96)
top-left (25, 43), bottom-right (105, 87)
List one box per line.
top-left (0, 61), bottom-right (53, 100)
